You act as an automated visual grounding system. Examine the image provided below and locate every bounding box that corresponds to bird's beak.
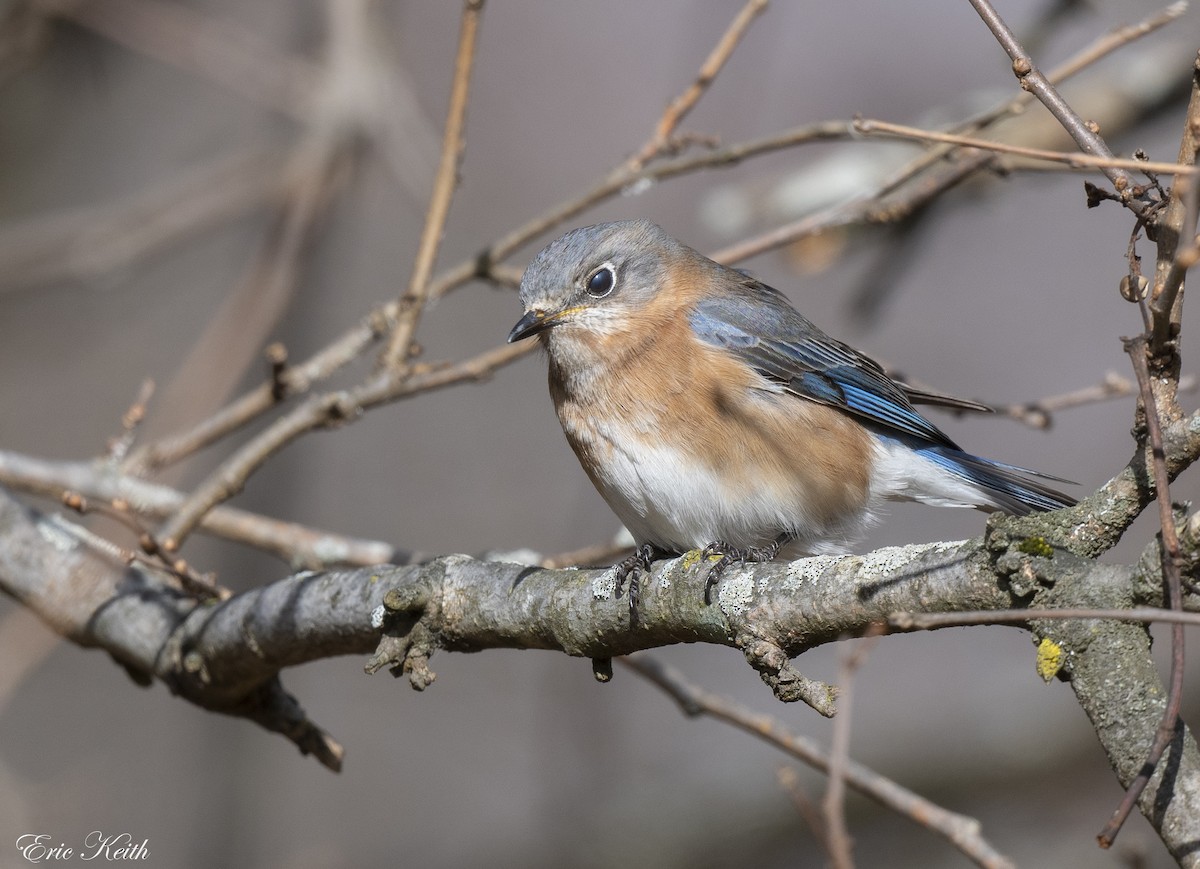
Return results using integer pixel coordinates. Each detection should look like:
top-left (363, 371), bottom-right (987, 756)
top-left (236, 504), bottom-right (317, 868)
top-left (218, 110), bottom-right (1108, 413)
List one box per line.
top-left (507, 309), bottom-right (554, 343)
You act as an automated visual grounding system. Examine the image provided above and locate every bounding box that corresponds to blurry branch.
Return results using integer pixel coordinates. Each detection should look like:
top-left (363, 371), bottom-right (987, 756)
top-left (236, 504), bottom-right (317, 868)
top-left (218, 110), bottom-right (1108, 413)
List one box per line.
top-left (50, 0), bottom-right (318, 117)
top-left (0, 149), bottom-right (286, 292)
top-left (622, 653), bottom-right (1015, 869)
top-left (822, 634), bottom-right (879, 869)
top-left (0, 450), bottom-right (402, 568)
top-left (153, 133), bottom-right (355, 458)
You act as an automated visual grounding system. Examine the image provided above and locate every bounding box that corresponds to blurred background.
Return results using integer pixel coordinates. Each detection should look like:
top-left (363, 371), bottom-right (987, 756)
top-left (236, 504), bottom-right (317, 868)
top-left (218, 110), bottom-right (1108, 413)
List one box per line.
top-left (1, 0), bottom-right (1199, 866)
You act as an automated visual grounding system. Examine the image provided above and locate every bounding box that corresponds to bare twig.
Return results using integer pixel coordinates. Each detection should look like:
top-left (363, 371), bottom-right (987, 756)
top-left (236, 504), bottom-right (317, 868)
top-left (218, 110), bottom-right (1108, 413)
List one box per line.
top-left (0, 449), bottom-right (399, 568)
top-left (853, 118), bottom-right (1197, 178)
top-left (631, 0), bottom-right (768, 166)
top-left (0, 148), bottom-right (286, 292)
top-left (105, 379), bottom-right (156, 463)
top-left (381, 0), bottom-right (485, 368)
top-left (995, 372), bottom-right (1197, 429)
top-left (620, 654), bottom-right (1015, 869)
top-left (153, 339), bottom-right (532, 551)
top-left (966, 0), bottom-right (1136, 201)
top-left (867, 1), bottom-right (1188, 207)
top-left (124, 304), bottom-right (393, 475)
top-left (888, 607), bottom-right (1200, 632)
top-left (825, 633), bottom-right (881, 869)
top-left (53, 0), bottom-right (316, 117)
top-left (777, 767), bottom-right (834, 857)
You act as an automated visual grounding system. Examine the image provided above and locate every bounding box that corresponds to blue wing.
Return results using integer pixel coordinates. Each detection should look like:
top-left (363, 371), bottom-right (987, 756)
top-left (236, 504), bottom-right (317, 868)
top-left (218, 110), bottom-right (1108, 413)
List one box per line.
top-left (689, 281), bottom-right (960, 449)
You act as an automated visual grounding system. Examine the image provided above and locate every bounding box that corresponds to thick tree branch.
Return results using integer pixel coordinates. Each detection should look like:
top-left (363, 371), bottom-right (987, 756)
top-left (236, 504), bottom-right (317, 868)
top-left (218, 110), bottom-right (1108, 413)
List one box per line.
top-left (4, 482), bottom-right (1200, 854)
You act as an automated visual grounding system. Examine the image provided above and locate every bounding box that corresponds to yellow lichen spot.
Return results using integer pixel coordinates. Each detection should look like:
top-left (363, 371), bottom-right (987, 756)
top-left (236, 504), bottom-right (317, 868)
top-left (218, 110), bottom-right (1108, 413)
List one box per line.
top-left (680, 550), bottom-right (707, 570)
top-left (1036, 637), bottom-right (1064, 682)
top-left (1018, 537), bottom-right (1054, 558)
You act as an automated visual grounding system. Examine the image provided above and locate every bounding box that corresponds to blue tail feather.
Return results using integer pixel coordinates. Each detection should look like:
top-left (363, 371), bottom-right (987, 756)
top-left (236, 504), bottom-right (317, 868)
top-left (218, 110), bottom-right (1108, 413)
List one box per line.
top-left (922, 446), bottom-right (1076, 515)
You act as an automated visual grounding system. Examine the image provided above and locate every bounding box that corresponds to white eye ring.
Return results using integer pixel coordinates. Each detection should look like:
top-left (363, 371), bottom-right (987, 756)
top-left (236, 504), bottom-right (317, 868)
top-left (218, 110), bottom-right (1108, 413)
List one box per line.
top-left (585, 262), bottom-right (617, 298)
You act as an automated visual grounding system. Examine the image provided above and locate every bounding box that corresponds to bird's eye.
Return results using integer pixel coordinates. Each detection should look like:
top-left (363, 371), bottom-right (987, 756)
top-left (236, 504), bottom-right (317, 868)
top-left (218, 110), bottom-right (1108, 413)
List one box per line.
top-left (585, 264), bottom-right (616, 298)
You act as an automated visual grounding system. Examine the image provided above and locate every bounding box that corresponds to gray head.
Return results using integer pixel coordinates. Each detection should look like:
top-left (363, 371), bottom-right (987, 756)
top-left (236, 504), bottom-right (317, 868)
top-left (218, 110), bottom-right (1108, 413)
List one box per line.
top-left (507, 220), bottom-right (693, 344)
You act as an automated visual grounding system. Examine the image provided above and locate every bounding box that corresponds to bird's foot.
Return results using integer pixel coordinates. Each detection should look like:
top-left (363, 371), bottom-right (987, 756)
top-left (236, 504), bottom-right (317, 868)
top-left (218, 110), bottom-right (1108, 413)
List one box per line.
top-left (702, 535), bottom-right (790, 604)
top-left (612, 543), bottom-right (664, 625)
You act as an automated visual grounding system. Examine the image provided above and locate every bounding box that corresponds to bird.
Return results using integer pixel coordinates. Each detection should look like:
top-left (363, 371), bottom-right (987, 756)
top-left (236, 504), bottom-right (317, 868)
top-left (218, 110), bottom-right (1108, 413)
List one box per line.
top-left (508, 220), bottom-right (1073, 615)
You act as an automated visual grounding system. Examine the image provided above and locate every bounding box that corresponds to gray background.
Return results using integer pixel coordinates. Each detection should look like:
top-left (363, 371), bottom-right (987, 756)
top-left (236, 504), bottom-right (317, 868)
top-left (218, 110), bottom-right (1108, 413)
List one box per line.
top-left (1, 1), bottom-right (1198, 866)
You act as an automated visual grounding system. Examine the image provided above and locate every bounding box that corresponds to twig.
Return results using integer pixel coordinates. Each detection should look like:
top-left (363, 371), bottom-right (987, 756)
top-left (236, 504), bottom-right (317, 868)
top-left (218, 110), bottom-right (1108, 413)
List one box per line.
top-left (630, 0), bottom-right (768, 166)
top-left (381, 0), bottom-right (485, 368)
top-left (620, 654), bottom-right (1015, 869)
top-left (888, 606), bottom-right (1200, 632)
top-left (0, 148), bottom-right (286, 292)
top-left (996, 372), bottom-right (1197, 430)
top-left (124, 2), bottom-right (1179, 472)
top-left (777, 767), bottom-right (833, 858)
top-left (0, 449), bottom-right (400, 568)
top-left (868, 1), bottom-right (1188, 206)
top-left (105, 379), bottom-right (155, 463)
top-left (966, 0), bottom-right (1136, 201)
top-left (154, 340), bottom-right (532, 551)
top-left (711, 153), bottom-right (987, 264)
top-left (53, 0), bottom-right (316, 117)
top-left (825, 633), bottom-right (881, 869)
top-left (853, 118), bottom-right (1197, 178)
top-left (125, 303), bottom-right (393, 474)
top-left (1097, 336), bottom-right (1187, 848)
top-left (1150, 57), bottom-right (1200, 352)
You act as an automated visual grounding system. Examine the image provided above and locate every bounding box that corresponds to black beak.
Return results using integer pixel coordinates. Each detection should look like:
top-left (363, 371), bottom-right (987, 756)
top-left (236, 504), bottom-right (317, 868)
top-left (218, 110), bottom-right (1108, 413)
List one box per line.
top-left (507, 309), bottom-right (552, 343)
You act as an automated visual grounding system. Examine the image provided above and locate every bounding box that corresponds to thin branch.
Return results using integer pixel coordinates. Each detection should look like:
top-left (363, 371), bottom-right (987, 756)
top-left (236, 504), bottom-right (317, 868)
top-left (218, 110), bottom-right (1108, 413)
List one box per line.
top-left (710, 152), bottom-right (988, 264)
top-left (995, 372), bottom-right (1197, 429)
top-left (621, 654), bottom-right (1014, 869)
top-left (0, 450), bottom-right (400, 568)
top-left (381, 0), bottom-right (485, 368)
top-left (866, 1), bottom-right (1188, 207)
top-left (153, 339), bottom-right (531, 551)
top-left (888, 606), bottom-right (1200, 632)
top-left (124, 304), bottom-right (393, 475)
top-left (631, 0), bottom-right (768, 166)
top-left (824, 634), bottom-right (880, 869)
top-left (0, 148), bottom-right (287, 292)
top-left (853, 118), bottom-right (1198, 177)
top-left (966, 0), bottom-right (1137, 201)
top-left (121, 2), bottom-right (1183, 473)
top-left (777, 767), bottom-right (834, 858)
top-left (52, 0), bottom-right (316, 117)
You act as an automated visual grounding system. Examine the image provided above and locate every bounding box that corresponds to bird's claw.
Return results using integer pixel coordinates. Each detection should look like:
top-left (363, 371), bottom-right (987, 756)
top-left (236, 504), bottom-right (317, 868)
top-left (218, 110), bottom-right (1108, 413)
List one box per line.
top-left (701, 536), bottom-right (787, 604)
top-left (612, 543), bottom-right (660, 625)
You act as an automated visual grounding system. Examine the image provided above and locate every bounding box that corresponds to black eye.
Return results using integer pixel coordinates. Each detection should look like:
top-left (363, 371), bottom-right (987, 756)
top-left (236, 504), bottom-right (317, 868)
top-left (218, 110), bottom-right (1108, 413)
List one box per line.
top-left (586, 264), bottom-right (616, 298)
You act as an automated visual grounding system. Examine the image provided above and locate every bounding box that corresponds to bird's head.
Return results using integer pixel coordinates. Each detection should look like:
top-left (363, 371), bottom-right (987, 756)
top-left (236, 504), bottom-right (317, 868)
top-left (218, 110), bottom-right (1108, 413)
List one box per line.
top-left (507, 220), bottom-right (686, 348)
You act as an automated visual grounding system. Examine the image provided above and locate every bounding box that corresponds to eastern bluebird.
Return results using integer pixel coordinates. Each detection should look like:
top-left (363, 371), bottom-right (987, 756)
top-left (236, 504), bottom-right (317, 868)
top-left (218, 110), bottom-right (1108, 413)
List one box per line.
top-left (508, 220), bottom-right (1073, 612)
